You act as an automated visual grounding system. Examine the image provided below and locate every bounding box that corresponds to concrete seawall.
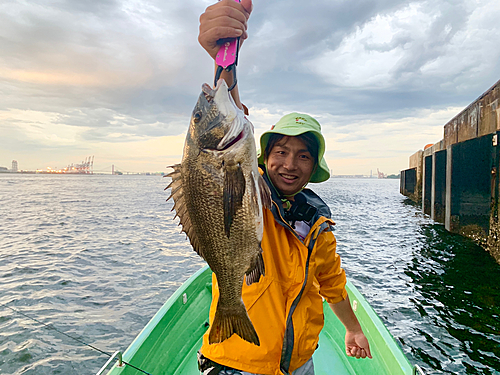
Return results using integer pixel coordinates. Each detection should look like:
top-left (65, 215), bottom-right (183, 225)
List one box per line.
top-left (401, 79), bottom-right (500, 263)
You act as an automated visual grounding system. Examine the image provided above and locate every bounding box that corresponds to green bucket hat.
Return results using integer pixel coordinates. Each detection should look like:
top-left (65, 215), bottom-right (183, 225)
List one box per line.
top-left (257, 112), bottom-right (330, 183)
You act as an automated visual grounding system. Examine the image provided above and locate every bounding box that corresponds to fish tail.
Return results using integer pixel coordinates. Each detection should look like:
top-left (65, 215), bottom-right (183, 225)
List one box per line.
top-left (208, 302), bottom-right (260, 346)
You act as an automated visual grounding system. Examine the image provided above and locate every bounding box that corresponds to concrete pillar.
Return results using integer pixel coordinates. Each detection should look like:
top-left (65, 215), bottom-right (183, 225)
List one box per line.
top-left (421, 157), bottom-right (426, 212)
top-left (431, 153), bottom-right (436, 220)
top-left (445, 146), bottom-right (452, 231)
top-left (422, 154), bottom-right (432, 215)
top-left (408, 150), bottom-right (423, 204)
top-left (433, 150), bottom-right (447, 224)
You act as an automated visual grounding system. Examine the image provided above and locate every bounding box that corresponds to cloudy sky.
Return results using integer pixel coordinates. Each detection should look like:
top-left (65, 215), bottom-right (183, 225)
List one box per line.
top-left (1, 0), bottom-right (499, 175)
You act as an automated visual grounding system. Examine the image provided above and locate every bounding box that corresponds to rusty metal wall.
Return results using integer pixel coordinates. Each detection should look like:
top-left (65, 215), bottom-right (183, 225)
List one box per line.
top-left (444, 118), bottom-right (458, 148)
top-left (443, 79), bottom-right (500, 148)
top-left (478, 84), bottom-right (500, 136)
top-left (409, 150), bottom-right (423, 169)
top-left (402, 79), bottom-right (500, 263)
top-left (408, 150), bottom-right (423, 203)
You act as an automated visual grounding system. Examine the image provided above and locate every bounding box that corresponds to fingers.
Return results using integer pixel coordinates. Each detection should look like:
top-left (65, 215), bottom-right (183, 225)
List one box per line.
top-left (240, 0), bottom-right (253, 14)
top-left (199, 24), bottom-right (244, 47)
top-left (346, 345), bottom-right (373, 359)
top-left (365, 344), bottom-right (372, 359)
top-left (199, 0), bottom-right (251, 59)
top-left (346, 346), bottom-right (364, 359)
top-left (345, 330), bottom-right (372, 359)
top-left (200, 16), bottom-right (246, 40)
top-left (201, 0), bottom-right (250, 35)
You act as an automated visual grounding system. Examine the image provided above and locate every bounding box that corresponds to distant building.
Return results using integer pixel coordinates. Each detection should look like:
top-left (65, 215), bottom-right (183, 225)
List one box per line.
top-left (0, 167), bottom-right (8, 172)
top-left (12, 160), bottom-right (18, 172)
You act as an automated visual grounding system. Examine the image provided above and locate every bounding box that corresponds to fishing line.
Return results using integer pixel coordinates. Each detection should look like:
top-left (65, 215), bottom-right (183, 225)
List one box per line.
top-left (0, 301), bottom-right (152, 375)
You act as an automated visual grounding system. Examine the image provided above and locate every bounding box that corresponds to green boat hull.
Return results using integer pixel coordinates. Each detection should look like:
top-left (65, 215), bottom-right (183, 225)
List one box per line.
top-left (105, 266), bottom-right (416, 375)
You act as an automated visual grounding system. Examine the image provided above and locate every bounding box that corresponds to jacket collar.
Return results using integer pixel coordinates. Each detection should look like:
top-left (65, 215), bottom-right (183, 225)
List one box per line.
top-left (261, 166), bottom-right (332, 225)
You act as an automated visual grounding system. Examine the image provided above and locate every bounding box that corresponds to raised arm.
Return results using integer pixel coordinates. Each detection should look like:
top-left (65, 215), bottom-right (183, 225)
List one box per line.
top-left (198, 0), bottom-right (253, 111)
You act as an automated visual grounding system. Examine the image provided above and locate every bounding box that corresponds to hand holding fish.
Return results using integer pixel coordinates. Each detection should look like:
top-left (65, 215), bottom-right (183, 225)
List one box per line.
top-left (198, 0), bottom-right (253, 61)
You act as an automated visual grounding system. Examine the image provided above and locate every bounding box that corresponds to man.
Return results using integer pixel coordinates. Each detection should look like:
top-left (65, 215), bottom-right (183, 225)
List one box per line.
top-left (197, 1), bottom-right (372, 374)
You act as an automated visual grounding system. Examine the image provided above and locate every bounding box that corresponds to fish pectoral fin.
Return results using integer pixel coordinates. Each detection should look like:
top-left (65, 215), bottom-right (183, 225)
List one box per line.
top-left (258, 174), bottom-right (272, 210)
top-left (245, 250), bottom-right (265, 285)
top-left (250, 171), bottom-right (271, 215)
top-left (209, 302), bottom-right (260, 346)
top-left (223, 162), bottom-right (246, 238)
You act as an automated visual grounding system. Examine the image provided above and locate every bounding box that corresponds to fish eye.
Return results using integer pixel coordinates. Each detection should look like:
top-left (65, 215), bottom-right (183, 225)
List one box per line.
top-left (193, 111), bottom-right (202, 123)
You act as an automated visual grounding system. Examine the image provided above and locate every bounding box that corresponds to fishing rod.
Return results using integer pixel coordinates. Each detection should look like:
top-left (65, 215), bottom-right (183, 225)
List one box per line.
top-left (0, 301), bottom-right (152, 375)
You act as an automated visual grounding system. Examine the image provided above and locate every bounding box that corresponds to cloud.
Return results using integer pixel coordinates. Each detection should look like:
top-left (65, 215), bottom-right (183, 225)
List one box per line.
top-left (1, 0), bottom-right (499, 173)
top-left (240, 0), bottom-right (500, 118)
top-left (301, 0), bottom-right (500, 97)
top-left (319, 106), bottom-right (461, 174)
top-left (0, 0), bottom-right (211, 113)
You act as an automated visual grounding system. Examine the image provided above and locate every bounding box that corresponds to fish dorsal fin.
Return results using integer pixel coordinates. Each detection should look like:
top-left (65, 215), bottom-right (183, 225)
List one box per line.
top-left (165, 164), bottom-right (205, 259)
top-left (223, 161), bottom-right (246, 238)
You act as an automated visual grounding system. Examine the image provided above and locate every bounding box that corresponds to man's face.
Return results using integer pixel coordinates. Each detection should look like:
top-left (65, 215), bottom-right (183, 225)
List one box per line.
top-left (265, 136), bottom-right (315, 196)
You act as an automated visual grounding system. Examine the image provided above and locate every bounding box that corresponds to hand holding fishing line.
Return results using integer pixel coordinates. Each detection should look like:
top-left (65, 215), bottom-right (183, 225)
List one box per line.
top-left (198, 0), bottom-right (252, 61)
top-left (199, 0), bottom-right (252, 95)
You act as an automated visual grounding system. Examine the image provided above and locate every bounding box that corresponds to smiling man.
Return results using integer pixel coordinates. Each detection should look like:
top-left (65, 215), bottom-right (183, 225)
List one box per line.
top-left (197, 1), bottom-right (371, 374)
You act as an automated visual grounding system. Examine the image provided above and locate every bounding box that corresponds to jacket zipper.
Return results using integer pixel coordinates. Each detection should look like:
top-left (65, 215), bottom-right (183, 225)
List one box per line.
top-left (271, 200), bottom-right (302, 241)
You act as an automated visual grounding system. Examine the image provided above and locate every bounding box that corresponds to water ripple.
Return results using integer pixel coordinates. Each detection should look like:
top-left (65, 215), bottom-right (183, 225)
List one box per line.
top-left (1, 175), bottom-right (499, 374)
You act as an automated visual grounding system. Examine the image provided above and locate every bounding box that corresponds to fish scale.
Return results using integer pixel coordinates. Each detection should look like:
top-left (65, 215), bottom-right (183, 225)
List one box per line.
top-left (166, 79), bottom-right (271, 346)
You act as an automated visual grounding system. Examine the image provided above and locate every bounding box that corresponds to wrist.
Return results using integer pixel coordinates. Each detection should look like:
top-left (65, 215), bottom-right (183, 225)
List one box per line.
top-left (345, 325), bottom-right (363, 335)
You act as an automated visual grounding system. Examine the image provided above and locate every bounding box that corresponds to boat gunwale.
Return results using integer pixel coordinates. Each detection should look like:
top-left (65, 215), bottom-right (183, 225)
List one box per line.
top-left (119, 266), bottom-right (209, 363)
top-left (343, 279), bottom-right (414, 373)
top-left (106, 266), bottom-right (417, 374)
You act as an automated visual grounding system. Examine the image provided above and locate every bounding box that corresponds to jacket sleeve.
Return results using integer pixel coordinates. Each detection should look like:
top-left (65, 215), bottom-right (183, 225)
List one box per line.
top-left (314, 228), bottom-right (348, 304)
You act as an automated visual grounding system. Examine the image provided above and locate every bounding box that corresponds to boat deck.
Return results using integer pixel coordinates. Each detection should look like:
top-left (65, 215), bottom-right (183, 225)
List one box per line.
top-left (105, 266), bottom-right (415, 375)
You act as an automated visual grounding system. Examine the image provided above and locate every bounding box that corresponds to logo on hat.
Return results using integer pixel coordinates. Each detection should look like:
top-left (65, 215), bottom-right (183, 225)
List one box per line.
top-left (295, 116), bottom-right (307, 125)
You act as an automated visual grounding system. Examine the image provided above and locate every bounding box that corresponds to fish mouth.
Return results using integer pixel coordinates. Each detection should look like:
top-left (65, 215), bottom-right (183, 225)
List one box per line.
top-left (199, 80), bottom-right (246, 151)
top-left (201, 79), bottom-right (231, 103)
top-left (202, 83), bottom-right (215, 103)
top-left (218, 128), bottom-right (245, 151)
top-left (217, 109), bottom-right (246, 151)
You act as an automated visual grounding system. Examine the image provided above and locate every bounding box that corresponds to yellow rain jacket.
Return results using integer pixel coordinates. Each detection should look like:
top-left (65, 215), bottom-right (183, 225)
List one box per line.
top-left (200, 182), bottom-right (348, 375)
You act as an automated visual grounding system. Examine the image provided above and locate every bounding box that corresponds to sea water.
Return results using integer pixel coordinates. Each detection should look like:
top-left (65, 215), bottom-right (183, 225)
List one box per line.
top-left (0, 174), bottom-right (499, 374)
